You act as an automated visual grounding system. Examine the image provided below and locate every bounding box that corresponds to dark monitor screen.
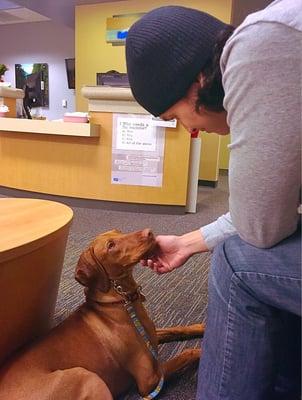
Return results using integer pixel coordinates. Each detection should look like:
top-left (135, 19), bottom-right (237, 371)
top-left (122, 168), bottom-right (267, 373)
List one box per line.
top-left (65, 58), bottom-right (75, 89)
top-left (96, 72), bottom-right (129, 87)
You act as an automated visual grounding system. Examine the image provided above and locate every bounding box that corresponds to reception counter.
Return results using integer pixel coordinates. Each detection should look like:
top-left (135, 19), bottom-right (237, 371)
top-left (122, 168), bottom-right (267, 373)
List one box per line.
top-left (0, 87), bottom-right (192, 208)
top-left (0, 86), bottom-right (220, 209)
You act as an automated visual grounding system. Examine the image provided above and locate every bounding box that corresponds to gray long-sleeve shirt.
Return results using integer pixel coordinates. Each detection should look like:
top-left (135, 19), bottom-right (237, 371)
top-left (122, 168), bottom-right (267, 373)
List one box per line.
top-left (201, 0), bottom-right (301, 250)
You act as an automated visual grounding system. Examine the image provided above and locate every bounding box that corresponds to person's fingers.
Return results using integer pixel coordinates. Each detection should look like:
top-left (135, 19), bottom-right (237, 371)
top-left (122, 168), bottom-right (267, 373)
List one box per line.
top-left (154, 264), bottom-right (164, 274)
top-left (157, 268), bottom-right (168, 274)
top-left (140, 259), bottom-right (157, 272)
top-left (155, 264), bottom-right (173, 274)
top-left (141, 256), bottom-right (175, 275)
top-left (147, 259), bottom-right (154, 268)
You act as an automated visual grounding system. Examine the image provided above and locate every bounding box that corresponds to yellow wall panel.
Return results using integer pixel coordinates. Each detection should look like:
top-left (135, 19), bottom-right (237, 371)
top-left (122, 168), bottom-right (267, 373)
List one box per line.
top-left (219, 134), bottom-right (230, 170)
top-left (75, 0), bottom-right (232, 111)
top-left (199, 132), bottom-right (221, 182)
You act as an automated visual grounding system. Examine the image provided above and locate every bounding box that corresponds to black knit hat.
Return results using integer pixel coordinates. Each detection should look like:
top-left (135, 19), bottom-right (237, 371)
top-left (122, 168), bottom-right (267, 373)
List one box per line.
top-left (126, 6), bottom-right (227, 116)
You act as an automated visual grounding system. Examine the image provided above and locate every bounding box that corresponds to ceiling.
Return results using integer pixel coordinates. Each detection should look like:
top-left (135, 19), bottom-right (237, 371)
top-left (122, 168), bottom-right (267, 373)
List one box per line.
top-left (0, 0), bottom-right (273, 29)
top-left (0, 0), bottom-right (128, 28)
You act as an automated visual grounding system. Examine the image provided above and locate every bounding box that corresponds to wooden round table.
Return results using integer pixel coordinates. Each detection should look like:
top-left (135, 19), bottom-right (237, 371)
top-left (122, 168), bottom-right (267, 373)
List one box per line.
top-left (0, 198), bottom-right (73, 365)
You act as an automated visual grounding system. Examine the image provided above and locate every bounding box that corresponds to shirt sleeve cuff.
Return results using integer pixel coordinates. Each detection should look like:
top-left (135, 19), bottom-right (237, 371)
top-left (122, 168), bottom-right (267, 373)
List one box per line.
top-left (201, 212), bottom-right (237, 250)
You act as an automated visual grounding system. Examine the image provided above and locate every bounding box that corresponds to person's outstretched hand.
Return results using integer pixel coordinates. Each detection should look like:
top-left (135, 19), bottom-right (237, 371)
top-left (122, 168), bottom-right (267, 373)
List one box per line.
top-left (141, 229), bottom-right (208, 274)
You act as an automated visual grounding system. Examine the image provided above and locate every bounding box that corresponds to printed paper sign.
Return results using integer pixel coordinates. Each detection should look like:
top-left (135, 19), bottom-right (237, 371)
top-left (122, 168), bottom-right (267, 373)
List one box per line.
top-left (116, 117), bottom-right (156, 151)
top-left (112, 114), bottom-right (165, 187)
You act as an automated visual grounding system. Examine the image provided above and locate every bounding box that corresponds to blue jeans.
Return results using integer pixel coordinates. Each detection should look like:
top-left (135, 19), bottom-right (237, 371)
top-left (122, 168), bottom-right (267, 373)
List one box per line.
top-left (197, 229), bottom-right (301, 400)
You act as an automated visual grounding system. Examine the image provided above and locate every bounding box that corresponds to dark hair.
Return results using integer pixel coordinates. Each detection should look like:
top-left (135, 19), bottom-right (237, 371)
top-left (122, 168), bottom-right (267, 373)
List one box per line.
top-left (196, 25), bottom-right (235, 112)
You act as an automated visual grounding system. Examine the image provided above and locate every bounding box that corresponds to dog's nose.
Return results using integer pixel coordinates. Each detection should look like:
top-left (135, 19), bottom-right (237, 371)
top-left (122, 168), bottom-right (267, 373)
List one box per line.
top-left (142, 228), bottom-right (153, 238)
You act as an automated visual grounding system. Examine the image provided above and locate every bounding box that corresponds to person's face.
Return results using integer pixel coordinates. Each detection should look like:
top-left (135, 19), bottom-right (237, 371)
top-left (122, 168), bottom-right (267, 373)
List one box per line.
top-left (160, 82), bottom-right (229, 135)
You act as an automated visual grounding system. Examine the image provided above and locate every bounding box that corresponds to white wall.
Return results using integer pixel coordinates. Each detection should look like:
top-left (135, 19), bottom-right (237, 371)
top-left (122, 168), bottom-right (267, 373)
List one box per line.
top-left (231, 0), bottom-right (273, 26)
top-left (0, 20), bottom-right (75, 120)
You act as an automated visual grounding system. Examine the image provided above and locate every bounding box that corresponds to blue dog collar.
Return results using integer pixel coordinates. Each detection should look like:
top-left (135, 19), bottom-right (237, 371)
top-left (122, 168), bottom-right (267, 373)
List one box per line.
top-left (142, 375), bottom-right (164, 400)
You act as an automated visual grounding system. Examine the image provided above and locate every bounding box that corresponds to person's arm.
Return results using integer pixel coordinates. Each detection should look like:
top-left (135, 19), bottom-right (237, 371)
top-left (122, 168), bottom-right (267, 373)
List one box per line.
top-left (220, 22), bottom-right (301, 248)
top-left (179, 229), bottom-right (209, 254)
top-left (201, 212), bottom-right (237, 250)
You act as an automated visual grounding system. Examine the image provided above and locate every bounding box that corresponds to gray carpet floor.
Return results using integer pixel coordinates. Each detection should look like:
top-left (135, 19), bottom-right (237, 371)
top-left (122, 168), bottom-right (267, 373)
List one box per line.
top-left (1, 174), bottom-right (229, 400)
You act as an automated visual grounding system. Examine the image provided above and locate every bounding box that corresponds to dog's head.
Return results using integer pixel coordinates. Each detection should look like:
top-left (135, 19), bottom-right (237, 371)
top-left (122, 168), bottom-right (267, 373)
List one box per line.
top-left (75, 228), bottom-right (155, 292)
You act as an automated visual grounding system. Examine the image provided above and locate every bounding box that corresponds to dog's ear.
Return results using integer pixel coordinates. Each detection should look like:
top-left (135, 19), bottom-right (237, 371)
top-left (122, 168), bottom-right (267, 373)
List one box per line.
top-left (75, 249), bottom-right (94, 287)
top-left (104, 229), bottom-right (122, 235)
top-left (75, 248), bottom-right (110, 292)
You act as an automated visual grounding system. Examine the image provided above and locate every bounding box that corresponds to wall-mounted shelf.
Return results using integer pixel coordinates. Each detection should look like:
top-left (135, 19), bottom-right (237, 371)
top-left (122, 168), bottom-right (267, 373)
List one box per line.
top-left (0, 118), bottom-right (100, 137)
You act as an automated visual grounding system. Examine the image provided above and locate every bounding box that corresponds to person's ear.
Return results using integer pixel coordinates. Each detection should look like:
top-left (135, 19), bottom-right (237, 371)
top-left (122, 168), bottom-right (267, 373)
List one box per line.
top-left (197, 72), bottom-right (205, 86)
top-left (185, 82), bottom-right (200, 103)
top-left (197, 104), bottom-right (208, 115)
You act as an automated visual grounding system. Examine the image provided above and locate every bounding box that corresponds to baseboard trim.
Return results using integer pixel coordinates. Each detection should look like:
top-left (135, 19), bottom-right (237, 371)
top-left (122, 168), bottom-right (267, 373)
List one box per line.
top-left (198, 180), bottom-right (218, 188)
top-left (0, 186), bottom-right (186, 215)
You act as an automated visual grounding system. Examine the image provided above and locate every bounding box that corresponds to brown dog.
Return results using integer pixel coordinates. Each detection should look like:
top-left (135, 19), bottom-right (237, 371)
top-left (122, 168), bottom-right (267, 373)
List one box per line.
top-left (0, 229), bottom-right (204, 399)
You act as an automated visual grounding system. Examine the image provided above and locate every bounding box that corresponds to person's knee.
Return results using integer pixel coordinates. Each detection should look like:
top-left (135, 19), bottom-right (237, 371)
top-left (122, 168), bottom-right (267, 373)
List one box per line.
top-left (209, 235), bottom-right (254, 297)
top-left (219, 231), bottom-right (301, 278)
top-left (209, 239), bottom-right (236, 294)
top-left (214, 234), bottom-right (264, 277)
top-left (211, 236), bottom-right (241, 275)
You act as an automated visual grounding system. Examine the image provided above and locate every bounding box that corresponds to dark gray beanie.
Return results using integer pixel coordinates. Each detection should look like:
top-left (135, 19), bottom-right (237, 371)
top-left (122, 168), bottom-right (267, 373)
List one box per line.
top-left (126, 6), bottom-right (228, 116)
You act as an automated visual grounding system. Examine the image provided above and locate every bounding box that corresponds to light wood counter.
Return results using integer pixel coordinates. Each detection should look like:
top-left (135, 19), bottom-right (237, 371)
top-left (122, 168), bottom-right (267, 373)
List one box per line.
top-left (0, 112), bottom-right (190, 206)
top-left (0, 118), bottom-right (100, 137)
top-left (0, 87), bottom-right (191, 207)
top-left (0, 198), bottom-right (73, 365)
top-left (0, 85), bottom-right (221, 206)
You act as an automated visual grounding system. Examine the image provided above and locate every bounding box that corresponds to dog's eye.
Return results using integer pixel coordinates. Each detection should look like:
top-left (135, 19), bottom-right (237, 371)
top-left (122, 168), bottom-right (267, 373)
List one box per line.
top-left (107, 241), bottom-right (115, 250)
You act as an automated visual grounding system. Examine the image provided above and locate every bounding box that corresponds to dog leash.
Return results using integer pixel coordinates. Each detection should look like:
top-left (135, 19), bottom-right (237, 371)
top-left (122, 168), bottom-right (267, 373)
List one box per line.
top-left (124, 301), bottom-right (158, 360)
top-left (113, 281), bottom-right (165, 399)
top-left (86, 248), bottom-right (165, 399)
